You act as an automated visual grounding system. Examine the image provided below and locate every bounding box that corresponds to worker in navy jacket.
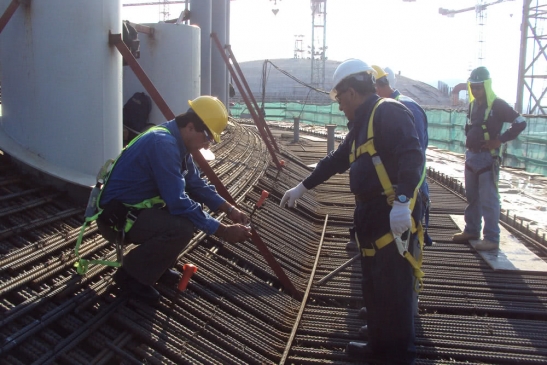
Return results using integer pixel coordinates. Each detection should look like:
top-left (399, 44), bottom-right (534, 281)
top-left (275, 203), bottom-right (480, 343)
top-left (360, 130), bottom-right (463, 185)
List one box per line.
top-left (97, 96), bottom-right (252, 303)
top-left (280, 59), bottom-right (424, 365)
top-left (373, 64), bottom-right (432, 246)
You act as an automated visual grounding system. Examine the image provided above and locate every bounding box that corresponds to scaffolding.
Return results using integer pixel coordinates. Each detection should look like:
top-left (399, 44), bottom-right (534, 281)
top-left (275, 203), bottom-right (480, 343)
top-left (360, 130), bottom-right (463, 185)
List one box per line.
top-left (516, 0), bottom-right (547, 115)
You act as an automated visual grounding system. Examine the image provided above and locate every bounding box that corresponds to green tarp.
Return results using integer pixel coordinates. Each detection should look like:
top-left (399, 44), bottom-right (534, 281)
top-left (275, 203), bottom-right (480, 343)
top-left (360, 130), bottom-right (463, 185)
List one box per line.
top-left (231, 103), bottom-right (547, 176)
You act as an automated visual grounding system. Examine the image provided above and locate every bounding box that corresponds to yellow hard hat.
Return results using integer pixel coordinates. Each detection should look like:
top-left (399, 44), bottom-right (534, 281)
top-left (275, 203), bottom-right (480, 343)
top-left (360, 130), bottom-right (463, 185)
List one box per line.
top-left (371, 65), bottom-right (388, 80)
top-left (188, 96), bottom-right (228, 143)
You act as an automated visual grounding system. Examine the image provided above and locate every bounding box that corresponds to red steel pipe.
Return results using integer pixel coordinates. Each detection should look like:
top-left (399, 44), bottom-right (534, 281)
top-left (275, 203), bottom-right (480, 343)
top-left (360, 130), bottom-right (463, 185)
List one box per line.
top-left (0, 0), bottom-right (19, 35)
top-left (211, 32), bottom-right (283, 170)
top-left (225, 44), bottom-right (280, 152)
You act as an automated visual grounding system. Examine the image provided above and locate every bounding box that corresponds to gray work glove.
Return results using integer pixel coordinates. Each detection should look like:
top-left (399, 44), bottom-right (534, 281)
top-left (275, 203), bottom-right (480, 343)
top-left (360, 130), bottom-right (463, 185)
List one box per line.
top-left (280, 182), bottom-right (307, 208)
top-left (390, 200), bottom-right (412, 237)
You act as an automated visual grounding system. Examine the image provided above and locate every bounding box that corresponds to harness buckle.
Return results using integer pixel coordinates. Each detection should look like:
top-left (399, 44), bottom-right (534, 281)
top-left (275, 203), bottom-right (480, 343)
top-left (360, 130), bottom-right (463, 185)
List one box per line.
top-left (123, 210), bottom-right (140, 233)
top-left (394, 231), bottom-right (410, 257)
top-left (127, 210), bottom-right (139, 223)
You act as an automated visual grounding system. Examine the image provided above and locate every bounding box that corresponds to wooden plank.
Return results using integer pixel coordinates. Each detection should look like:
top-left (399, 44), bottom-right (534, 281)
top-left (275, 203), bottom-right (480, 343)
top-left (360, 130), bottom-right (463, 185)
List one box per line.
top-left (301, 135), bottom-right (327, 142)
top-left (450, 215), bottom-right (547, 273)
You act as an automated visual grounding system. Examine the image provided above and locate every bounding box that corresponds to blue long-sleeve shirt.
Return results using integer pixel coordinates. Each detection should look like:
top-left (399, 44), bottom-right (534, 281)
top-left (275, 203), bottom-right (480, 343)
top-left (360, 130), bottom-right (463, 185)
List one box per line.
top-left (99, 120), bottom-right (225, 235)
top-left (392, 89), bottom-right (429, 198)
top-left (303, 94), bottom-right (423, 200)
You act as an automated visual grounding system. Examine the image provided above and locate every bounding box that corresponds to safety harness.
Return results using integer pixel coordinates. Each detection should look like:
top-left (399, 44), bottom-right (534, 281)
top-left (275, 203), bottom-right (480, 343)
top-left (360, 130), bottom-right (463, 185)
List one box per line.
top-left (74, 127), bottom-right (168, 275)
top-left (465, 100), bottom-right (503, 197)
top-left (467, 100), bottom-right (498, 158)
top-left (350, 98), bottom-right (426, 292)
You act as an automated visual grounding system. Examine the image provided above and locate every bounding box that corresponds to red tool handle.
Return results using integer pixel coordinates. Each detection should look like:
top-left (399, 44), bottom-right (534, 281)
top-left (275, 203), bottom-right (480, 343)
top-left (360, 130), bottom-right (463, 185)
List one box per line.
top-left (177, 263), bottom-right (198, 291)
top-left (256, 190), bottom-right (269, 208)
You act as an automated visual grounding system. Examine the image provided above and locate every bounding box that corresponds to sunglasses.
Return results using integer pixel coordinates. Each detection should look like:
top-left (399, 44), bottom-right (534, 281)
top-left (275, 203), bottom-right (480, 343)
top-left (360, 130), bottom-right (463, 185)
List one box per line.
top-left (203, 129), bottom-right (215, 144)
top-left (335, 88), bottom-right (349, 103)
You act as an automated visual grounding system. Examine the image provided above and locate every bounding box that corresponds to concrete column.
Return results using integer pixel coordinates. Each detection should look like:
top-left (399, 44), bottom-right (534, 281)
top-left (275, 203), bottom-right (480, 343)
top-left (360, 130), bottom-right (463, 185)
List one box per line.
top-left (211, 0), bottom-right (228, 106)
top-left (293, 117), bottom-right (300, 142)
top-left (190, 0), bottom-right (212, 94)
top-left (326, 124), bottom-right (337, 153)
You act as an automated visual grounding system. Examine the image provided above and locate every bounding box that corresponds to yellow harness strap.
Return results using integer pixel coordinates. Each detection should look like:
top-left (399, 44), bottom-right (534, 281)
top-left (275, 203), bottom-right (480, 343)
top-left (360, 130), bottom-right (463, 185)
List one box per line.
top-left (470, 100), bottom-right (497, 157)
top-left (350, 98), bottom-right (425, 292)
top-left (350, 99), bottom-right (395, 198)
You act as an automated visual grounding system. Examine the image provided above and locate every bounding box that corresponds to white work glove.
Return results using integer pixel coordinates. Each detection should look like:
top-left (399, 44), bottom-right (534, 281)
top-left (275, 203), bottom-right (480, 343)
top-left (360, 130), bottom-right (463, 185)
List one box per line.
top-left (280, 182), bottom-right (308, 208)
top-left (390, 201), bottom-right (412, 237)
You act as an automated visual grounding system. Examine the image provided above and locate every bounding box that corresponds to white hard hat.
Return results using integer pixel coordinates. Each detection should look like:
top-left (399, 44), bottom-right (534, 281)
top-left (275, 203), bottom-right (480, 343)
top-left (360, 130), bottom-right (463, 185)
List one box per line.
top-left (330, 59), bottom-right (376, 100)
top-left (384, 66), bottom-right (397, 88)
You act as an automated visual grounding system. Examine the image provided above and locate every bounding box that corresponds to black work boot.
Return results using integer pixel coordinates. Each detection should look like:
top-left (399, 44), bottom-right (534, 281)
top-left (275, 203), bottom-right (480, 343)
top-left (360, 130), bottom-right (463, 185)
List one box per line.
top-left (358, 306), bottom-right (368, 320)
top-left (113, 268), bottom-right (160, 304)
top-left (158, 268), bottom-right (181, 286)
top-left (346, 341), bottom-right (377, 360)
top-left (359, 325), bottom-right (368, 339)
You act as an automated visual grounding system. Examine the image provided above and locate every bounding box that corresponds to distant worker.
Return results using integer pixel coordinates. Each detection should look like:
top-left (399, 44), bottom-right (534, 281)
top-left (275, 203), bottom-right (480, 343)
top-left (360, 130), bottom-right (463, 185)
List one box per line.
top-left (280, 58), bottom-right (425, 364)
top-left (452, 66), bottom-right (526, 250)
top-left (93, 96), bottom-right (252, 303)
top-left (372, 64), bottom-right (432, 246)
top-left (384, 66), bottom-right (397, 88)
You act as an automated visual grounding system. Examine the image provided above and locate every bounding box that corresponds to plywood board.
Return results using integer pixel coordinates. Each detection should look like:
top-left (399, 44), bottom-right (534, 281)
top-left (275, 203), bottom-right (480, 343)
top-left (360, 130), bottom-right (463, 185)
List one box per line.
top-left (301, 135), bottom-right (327, 142)
top-left (450, 215), bottom-right (547, 273)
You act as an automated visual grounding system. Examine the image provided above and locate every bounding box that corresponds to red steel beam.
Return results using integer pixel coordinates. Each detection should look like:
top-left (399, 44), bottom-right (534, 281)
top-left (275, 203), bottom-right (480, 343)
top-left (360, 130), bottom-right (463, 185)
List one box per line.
top-left (109, 33), bottom-right (301, 299)
top-left (0, 0), bottom-right (19, 35)
top-left (110, 33), bottom-right (174, 121)
top-left (211, 32), bottom-right (283, 170)
top-left (225, 44), bottom-right (280, 152)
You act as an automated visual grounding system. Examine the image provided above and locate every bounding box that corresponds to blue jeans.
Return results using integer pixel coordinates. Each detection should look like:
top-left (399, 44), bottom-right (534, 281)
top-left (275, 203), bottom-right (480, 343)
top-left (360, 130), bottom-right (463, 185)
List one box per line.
top-left (463, 150), bottom-right (500, 243)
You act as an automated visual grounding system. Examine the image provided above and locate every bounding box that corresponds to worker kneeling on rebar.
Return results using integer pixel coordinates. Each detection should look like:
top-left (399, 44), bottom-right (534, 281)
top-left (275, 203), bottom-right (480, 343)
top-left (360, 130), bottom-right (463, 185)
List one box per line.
top-left (90, 96), bottom-right (252, 303)
top-left (280, 59), bottom-right (425, 365)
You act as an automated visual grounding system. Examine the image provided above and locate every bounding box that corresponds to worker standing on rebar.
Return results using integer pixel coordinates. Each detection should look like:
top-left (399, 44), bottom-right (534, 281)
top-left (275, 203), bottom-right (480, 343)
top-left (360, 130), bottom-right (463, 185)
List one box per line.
top-left (96, 96), bottom-right (251, 303)
top-left (452, 66), bottom-right (526, 250)
top-left (372, 64), bottom-right (432, 247)
top-left (280, 58), bottom-right (425, 364)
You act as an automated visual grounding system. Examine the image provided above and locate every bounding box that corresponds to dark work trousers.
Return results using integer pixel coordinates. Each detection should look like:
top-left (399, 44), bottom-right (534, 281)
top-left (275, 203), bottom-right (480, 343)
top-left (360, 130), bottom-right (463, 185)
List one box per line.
top-left (97, 207), bottom-right (195, 286)
top-left (355, 195), bottom-right (421, 365)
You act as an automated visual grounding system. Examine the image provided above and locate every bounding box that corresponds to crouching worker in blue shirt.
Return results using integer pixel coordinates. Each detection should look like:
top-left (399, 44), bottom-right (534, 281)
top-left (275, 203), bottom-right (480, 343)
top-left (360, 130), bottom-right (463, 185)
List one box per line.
top-left (96, 96), bottom-right (252, 303)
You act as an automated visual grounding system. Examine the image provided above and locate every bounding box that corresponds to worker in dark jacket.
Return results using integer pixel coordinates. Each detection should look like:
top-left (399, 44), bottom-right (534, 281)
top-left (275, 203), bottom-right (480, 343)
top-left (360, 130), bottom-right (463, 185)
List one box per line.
top-left (452, 66), bottom-right (526, 251)
top-left (373, 64), bottom-right (432, 246)
top-left (345, 65), bottom-right (432, 251)
top-left (97, 96), bottom-right (252, 302)
top-left (280, 59), bottom-right (424, 365)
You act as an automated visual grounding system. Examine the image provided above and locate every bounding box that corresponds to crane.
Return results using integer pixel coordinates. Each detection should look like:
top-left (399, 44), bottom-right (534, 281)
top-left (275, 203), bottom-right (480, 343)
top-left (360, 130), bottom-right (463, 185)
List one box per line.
top-left (438, 0), bottom-right (513, 17)
top-left (310, 0), bottom-right (327, 91)
top-left (439, 0), bottom-right (515, 65)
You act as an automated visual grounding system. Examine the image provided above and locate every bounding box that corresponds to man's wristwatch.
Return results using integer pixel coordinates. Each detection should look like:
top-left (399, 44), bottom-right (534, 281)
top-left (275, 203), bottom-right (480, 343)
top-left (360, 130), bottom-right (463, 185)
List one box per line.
top-left (397, 195), bottom-right (410, 204)
top-left (227, 206), bottom-right (235, 215)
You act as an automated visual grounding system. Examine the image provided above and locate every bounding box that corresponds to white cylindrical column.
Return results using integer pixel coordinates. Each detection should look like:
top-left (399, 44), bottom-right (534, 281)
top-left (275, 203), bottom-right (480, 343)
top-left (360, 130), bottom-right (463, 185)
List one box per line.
top-left (123, 23), bottom-right (201, 125)
top-left (211, 0), bottom-right (228, 106)
top-left (190, 0), bottom-right (212, 95)
top-left (0, 0), bottom-right (121, 187)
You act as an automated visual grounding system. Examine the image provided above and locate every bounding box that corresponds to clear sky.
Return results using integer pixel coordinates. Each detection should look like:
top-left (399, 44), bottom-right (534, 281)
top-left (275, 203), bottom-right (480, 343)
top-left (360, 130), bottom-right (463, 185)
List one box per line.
top-left (122, 0), bottom-right (523, 104)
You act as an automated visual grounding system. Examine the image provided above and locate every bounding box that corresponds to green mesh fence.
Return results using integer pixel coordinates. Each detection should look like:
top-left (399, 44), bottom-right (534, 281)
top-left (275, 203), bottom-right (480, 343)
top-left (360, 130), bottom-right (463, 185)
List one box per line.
top-left (231, 103), bottom-right (547, 176)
